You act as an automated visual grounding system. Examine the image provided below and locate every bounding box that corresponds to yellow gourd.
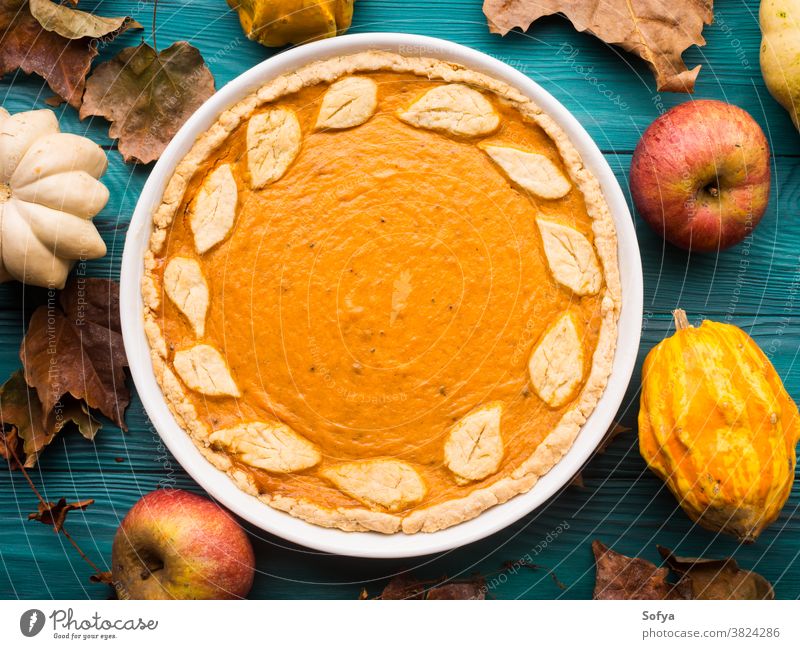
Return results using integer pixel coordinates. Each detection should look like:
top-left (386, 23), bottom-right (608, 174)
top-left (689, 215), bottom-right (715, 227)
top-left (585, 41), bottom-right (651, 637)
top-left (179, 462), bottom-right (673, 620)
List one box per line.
top-left (639, 309), bottom-right (800, 542)
top-left (227, 0), bottom-right (354, 48)
top-left (760, 0), bottom-right (800, 130)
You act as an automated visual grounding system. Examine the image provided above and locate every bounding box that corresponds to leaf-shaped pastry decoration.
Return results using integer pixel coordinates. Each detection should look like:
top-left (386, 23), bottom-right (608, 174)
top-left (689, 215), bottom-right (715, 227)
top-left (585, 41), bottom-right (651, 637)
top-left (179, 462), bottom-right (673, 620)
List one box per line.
top-left (322, 459), bottom-right (427, 512)
top-left (398, 84), bottom-right (500, 137)
top-left (481, 144), bottom-right (571, 199)
top-left (173, 344), bottom-right (240, 397)
top-left (209, 421), bottom-right (321, 473)
top-left (528, 312), bottom-right (585, 408)
top-left (537, 219), bottom-right (602, 296)
top-left (163, 257), bottom-right (209, 337)
top-left (483, 0), bottom-right (714, 93)
top-left (444, 403), bottom-right (504, 482)
top-left (190, 163), bottom-right (238, 254)
top-left (316, 76), bottom-right (378, 130)
top-left (247, 107), bottom-right (301, 189)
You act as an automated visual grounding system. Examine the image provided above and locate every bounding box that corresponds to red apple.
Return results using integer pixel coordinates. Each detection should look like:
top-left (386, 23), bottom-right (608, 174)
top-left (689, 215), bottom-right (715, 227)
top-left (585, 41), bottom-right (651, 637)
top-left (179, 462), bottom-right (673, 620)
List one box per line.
top-left (111, 489), bottom-right (255, 599)
top-left (630, 100), bottom-right (771, 252)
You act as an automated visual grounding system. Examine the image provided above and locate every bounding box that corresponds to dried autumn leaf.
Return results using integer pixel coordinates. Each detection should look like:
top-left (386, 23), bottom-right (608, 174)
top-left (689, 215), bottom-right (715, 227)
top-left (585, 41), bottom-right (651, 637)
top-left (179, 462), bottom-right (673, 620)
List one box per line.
top-left (377, 574), bottom-right (486, 600)
top-left (58, 398), bottom-right (102, 441)
top-left (593, 541), bottom-right (774, 600)
top-left (0, 0), bottom-right (140, 108)
top-left (0, 370), bottom-right (50, 467)
top-left (1, 371), bottom-right (99, 468)
top-left (28, 0), bottom-right (138, 39)
top-left (29, 497), bottom-right (94, 532)
top-left (80, 42), bottom-right (216, 164)
top-left (0, 425), bottom-right (22, 470)
top-left (21, 278), bottom-right (129, 432)
top-left (483, 0), bottom-right (714, 93)
top-left (658, 547), bottom-right (775, 600)
top-left (593, 541), bottom-right (687, 599)
top-left (597, 420), bottom-right (631, 454)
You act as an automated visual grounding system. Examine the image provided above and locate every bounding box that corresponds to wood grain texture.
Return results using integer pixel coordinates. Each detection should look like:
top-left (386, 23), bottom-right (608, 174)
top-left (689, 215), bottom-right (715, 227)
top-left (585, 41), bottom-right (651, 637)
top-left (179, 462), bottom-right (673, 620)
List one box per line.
top-left (1, 0), bottom-right (799, 599)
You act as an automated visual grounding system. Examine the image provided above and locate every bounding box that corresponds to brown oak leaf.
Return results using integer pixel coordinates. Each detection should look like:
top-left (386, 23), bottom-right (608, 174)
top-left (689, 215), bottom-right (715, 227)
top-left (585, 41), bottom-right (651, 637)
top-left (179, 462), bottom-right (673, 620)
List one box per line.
top-left (377, 574), bottom-right (485, 600)
top-left (593, 540), bottom-right (687, 599)
top-left (0, 0), bottom-right (140, 108)
top-left (29, 497), bottom-right (94, 532)
top-left (483, 0), bottom-right (714, 93)
top-left (658, 547), bottom-right (775, 600)
top-left (80, 41), bottom-right (216, 164)
top-left (21, 278), bottom-right (128, 433)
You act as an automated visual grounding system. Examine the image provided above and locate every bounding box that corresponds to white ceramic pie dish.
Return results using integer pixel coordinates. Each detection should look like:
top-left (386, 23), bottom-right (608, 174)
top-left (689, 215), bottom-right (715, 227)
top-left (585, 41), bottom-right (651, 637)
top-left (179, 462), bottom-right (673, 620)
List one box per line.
top-left (120, 32), bottom-right (643, 558)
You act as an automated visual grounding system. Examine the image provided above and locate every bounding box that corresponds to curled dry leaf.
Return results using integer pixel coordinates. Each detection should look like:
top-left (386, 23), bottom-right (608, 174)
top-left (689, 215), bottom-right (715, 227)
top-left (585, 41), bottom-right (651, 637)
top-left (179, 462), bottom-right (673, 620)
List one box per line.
top-left (658, 547), bottom-right (775, 600)
top-left (0, 426), bottom-right (22, 470)
top-left (483, 0), bottom-right (714, 93)
top-left (28, 0), bottom-right (139, 39)
top-left (597, 421), bottom-right (632, 454)
top-left (0, 0), bottom-right (140, 108)
top-left (593, 541), bottom-right (775, 600)
top-left (376, 574), bottom-right (486, 600)
top-left (0, 371), bottom-right (100, 468)
top-left (80, 42), bottom-right (216, 164)
top-left (29, 497), bottom-right (94, 532)
top-left (593, 541), bottom-right (685, 600)
top-left (0, 370), bottom-right (48, 468)
top-left (21, 278), bottom-right (129, 433)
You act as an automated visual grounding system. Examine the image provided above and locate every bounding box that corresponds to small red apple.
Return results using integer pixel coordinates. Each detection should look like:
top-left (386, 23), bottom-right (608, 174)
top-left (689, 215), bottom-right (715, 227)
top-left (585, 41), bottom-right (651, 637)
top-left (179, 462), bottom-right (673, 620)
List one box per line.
top-left (111, 489), bottom-right (255, 599)
top-left (630, 100), bottom-right (771, 252)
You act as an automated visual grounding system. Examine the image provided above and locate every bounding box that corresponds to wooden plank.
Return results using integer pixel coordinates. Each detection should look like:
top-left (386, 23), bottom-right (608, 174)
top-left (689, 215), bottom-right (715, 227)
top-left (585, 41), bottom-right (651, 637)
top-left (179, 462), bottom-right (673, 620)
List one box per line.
top-left (2, 470), bottom-right (798, 599)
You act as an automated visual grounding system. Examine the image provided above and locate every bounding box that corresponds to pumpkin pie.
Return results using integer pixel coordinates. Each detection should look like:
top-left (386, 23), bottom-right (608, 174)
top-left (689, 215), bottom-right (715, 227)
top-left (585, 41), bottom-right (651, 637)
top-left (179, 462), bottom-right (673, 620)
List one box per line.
top-left (142, 51), bottom-right (621, 534)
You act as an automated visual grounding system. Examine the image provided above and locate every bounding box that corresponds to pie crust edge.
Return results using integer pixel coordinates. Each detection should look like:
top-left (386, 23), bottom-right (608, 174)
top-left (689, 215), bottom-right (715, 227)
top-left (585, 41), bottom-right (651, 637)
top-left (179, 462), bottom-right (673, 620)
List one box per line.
top-left (141, 50), bottom-right (622, 535)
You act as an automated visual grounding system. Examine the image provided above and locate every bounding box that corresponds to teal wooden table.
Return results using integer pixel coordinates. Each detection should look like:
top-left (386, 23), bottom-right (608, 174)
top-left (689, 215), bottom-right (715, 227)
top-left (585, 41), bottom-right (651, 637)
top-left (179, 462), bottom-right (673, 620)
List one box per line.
top-left (2, 0), bottom-right (799, 600)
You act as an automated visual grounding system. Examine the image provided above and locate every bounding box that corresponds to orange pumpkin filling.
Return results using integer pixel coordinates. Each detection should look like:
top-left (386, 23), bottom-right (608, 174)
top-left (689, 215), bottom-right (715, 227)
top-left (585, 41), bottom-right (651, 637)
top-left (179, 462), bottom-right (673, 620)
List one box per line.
top-left (150, 72), bottom-right (604, 515)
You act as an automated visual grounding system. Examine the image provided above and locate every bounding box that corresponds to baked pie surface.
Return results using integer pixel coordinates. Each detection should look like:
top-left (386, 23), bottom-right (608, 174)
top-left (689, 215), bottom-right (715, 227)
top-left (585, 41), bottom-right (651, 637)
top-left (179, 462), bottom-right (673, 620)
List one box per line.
top-left (143, 51), bottom-right (621, 534)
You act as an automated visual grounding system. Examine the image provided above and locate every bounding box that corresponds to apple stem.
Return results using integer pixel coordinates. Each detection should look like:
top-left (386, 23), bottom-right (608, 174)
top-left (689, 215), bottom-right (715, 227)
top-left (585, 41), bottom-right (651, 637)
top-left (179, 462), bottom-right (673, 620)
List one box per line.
top-left (673, 309), bottom-right (692, 331)
top-left (709, 186), bottom-right (719, 197)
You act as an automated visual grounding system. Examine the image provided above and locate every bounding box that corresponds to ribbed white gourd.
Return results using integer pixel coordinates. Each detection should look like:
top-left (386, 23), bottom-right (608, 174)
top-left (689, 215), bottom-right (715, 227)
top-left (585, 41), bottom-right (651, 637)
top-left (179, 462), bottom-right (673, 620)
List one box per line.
top-left (0, 108), bottom-right (108, 288)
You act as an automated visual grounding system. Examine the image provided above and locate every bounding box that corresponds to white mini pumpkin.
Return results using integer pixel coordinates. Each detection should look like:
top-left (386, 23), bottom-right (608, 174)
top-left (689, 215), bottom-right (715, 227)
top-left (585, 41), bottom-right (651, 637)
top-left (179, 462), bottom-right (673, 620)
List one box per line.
top-left (0, 108), bottom-right (108, 288)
